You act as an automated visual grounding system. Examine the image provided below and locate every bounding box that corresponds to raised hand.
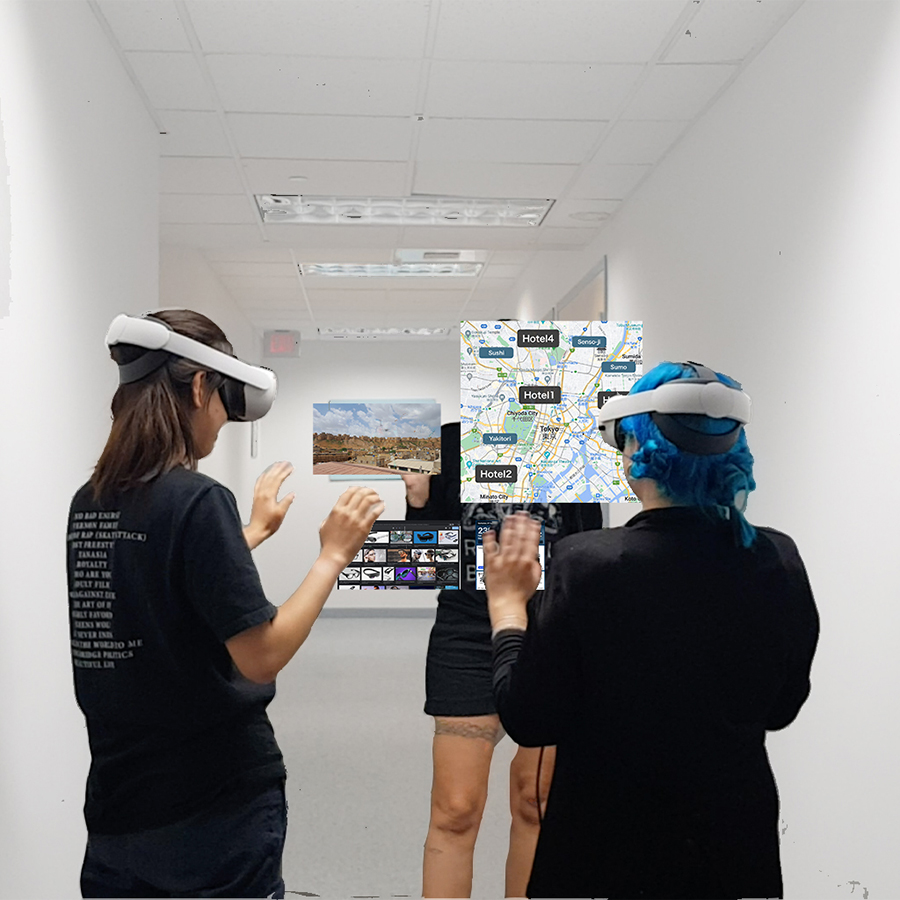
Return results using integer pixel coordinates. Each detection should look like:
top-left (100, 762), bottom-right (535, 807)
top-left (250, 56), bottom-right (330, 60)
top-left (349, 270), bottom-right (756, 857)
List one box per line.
top-left (319, 486), bottom-right (386, 568)
top-left (244, 461), bottom-right (295, 550)
top-left (483, 512), bottom-right (542, 630)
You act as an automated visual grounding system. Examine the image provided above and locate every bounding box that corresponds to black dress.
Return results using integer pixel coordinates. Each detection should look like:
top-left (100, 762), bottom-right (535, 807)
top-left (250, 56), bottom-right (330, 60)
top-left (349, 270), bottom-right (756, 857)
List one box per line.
top-left (407, 422), bottom-right (605, 716)
top-left (493, 506), bottom-right (819, 899)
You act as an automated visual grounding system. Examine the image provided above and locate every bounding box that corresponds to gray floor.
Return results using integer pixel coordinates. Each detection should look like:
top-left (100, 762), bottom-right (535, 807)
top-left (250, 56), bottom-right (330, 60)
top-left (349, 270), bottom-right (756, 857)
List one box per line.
top-left (268, 615), bottom-right (518, 899)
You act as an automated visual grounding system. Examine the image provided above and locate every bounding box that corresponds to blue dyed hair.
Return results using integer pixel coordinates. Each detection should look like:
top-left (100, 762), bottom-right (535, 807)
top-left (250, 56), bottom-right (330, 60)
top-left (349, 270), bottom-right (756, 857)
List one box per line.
top-left (619, 361), bottom-right (757, 548)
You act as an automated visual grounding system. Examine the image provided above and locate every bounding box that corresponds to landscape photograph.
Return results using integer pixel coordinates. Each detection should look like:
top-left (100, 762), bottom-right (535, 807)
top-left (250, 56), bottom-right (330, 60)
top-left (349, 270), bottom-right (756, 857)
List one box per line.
top-left (312, 401), bottom-right (441, 476)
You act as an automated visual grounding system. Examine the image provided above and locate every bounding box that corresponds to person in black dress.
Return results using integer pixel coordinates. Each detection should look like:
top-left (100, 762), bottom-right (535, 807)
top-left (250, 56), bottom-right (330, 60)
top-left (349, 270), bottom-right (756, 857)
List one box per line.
top-left (404, 422), bottom-right (604, 897)
top-left (483, 362), bottom-right (819, 899)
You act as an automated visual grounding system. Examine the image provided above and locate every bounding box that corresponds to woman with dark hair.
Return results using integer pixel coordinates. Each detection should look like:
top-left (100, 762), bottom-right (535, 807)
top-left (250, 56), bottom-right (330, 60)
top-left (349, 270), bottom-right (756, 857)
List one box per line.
top-left (67, 309), bottom-right (384, 899)
top-left (484, 361), bottom-right (819, 899)
top-left (404, 422), bottom-right (604, 897)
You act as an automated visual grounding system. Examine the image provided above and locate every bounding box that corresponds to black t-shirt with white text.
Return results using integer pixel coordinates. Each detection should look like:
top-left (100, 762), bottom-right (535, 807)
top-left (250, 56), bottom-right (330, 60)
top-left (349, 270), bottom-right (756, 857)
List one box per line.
top-left (66, 468), bottom-right (285, 834)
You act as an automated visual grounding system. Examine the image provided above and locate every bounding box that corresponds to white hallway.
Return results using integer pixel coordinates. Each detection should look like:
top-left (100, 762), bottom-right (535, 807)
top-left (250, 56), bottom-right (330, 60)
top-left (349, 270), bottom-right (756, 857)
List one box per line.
top-left (2, 2), bottom-right (900, 897)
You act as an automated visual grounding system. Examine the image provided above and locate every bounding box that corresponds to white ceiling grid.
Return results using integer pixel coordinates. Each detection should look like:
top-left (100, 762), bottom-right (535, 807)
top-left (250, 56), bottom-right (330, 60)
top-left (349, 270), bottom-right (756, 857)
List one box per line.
top-left (93, 0), bottom-right (804, 335)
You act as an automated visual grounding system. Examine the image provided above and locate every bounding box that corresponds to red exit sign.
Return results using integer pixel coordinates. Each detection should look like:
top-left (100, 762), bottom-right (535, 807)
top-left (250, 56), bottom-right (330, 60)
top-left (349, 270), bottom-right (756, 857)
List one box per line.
top-left (263, 330), bottom-right (300, 358)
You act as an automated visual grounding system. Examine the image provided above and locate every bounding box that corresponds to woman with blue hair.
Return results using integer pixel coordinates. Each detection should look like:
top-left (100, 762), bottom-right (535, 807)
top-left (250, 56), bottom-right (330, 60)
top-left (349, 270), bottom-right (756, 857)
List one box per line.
top-left (483, 361), bottom-right (819, 899)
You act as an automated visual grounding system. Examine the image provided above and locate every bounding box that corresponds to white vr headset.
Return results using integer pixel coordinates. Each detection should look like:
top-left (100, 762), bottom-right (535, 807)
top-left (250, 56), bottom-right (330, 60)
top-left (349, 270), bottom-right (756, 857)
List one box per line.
top-left (597, 361), bottom-right (751, 455)
top-left (105, 314), bottom-right (277, 422)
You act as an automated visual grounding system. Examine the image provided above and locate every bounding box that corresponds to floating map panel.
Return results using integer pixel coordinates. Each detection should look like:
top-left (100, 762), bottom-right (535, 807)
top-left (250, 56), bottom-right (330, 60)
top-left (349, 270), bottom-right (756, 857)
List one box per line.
top-left (461, 320), bottom-right (642, 503)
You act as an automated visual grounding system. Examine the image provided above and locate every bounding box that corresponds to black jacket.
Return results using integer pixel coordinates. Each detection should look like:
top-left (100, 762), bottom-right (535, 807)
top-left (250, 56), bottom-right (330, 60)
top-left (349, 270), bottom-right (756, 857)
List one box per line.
top-left (493, 506), bottom-right (819, 899)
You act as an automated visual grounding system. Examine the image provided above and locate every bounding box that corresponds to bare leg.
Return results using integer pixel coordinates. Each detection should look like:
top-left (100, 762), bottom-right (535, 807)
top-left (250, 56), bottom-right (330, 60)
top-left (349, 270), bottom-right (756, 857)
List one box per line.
top-left (422, 715), bottom-right (503, 898)
top-left (505, 745), bottom-right (557, 898)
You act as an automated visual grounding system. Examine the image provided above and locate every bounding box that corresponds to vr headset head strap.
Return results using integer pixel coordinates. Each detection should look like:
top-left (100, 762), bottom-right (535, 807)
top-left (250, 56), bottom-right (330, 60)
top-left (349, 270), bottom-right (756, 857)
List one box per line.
top-left (106, 313), bottom-right (278, 421)
top-left (116, 349), bottom-right (171, 384)
top-left (597, 361), bottom-right (750, 454)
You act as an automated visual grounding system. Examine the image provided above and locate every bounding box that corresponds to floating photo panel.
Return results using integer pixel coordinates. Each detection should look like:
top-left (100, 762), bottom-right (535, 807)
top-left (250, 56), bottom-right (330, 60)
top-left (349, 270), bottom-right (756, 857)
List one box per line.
top-left (313, 401), bottom-right (441, 479)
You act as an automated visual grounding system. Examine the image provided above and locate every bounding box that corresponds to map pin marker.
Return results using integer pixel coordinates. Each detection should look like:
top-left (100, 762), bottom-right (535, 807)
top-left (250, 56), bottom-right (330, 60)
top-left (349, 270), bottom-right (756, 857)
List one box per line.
top-left (467, 347), bottom-right (472, 355)
top-left (545, 375), bottom-right (551, 383)
top-left (466, 331), bottom-right (471, 337)
top-left (467, 373), bottom-right (472, 380)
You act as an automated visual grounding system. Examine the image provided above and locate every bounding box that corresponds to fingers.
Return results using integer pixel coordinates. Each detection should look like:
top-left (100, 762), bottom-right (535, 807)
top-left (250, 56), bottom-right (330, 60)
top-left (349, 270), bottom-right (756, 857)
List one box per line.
top-left (337, 485), bottom-right (383, 513)
top-left (256, 461), bottom-right (293, 494)
top-left (366, 499), bottom-right (386, 525)
top-left (506, 512), bottom-right (541, 550)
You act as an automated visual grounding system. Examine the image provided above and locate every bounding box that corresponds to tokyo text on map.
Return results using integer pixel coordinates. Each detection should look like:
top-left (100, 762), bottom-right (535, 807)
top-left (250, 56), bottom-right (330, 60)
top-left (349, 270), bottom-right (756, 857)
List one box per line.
top-left (461, 320), bottom-right (643, 503)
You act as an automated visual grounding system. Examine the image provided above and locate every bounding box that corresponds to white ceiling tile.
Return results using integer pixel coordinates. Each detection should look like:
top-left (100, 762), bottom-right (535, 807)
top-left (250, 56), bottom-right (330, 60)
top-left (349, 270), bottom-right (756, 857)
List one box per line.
top-left (399, 227), bottom-right (539, 250)
top-left (568, 163), bottom-right (652, 199)
top-left (465, 299), bottom-right (514, 316)
top-left (306, 289), bottom-right (389, 307)
top-left (624, 64), bottom-right (737, 120)
top-left (417, 119), bottom-right (605, 164)
top-left (233, 295), bottom-right (309, 310)
top-left (227, 114), bottom-right (413, 160)
top-left (160, 194), bottom-right (257, 224)
top-left (412, 161), bottom-right (577, 198)
top-left (433, 1), bottom-right (684, 62)
top-left (386, 290), bottom-right (471, 307)
top-left (476, 278), bottom-right (517, 293)
top-left (243, 309), bottom-right (312, 328)
top-left (543, 198), bottom-right (620, 227)
top-left (425, 62), bottom-right (642, 120)
top-left (219, 276), bottom-right (301, 300)
top-left (663, 1), bottom-right (802, 64)
top-left (161, 157), bottom-right (244, 194)
top-left (465, 298), bottom-right (515, 314)
top-left (210, 262), bottom-right (298, 278)
top-left (126, 52), bottom-right (215, 110)
top-left (186, 1), bottom-right (430, 57)
top-left (159, 111), bottom-right (231, 157)
top-left (203, 248), bottom-right (293, 263)
top-left (537, 227), bottom-right (599, 246)
top-left (594, 120), bottom-right (690, 164)
top-left (208, 56), bottom-right (421, 116)
top-left (489, 251), bottom-right (533, 265)
top-left (160, 223), bottom-right (263, 246)
top-left (481, 265), bottom-right (523, 279)
top-left (97, 1), bottom-right (190, 51)
top-left (241, 159), bottom-right (408, 196)
top-left (263, 224), bottom-right (402, 248)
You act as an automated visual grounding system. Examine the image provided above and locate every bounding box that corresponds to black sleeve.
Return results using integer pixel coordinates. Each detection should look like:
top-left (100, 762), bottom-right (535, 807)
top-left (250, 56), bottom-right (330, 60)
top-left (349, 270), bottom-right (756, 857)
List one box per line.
top-left (181, 485), bottom-right (277, 643)
top-left (764, 533), bottom-right (820, 730)
top-left (491, 541), bottom-right (583, 746)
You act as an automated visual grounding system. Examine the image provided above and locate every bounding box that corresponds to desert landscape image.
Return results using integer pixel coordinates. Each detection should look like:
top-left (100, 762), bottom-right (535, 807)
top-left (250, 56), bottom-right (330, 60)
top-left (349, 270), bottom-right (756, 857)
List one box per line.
top-left (312, 401), bottom-right (441, 476)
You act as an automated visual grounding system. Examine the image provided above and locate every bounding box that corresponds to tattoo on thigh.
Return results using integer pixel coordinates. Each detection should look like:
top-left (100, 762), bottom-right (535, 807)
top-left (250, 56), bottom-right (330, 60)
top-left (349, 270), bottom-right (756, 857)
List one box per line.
top-left (434, 717), bottom-right (503, 744)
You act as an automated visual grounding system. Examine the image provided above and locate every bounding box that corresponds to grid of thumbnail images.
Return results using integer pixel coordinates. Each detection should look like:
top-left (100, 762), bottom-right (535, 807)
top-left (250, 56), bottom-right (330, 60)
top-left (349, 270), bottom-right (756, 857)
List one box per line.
top-left (338, 520), bottom-right (461, 590)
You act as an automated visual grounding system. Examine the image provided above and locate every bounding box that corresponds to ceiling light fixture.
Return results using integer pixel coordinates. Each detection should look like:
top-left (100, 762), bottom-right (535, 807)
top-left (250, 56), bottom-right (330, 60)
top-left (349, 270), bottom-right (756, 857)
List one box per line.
top-left (318, 326), bottom-right (451, 340)
top-left (300, 263), bottom-right (483, 277)
top-left (256, 195), bottom-right (553, 227)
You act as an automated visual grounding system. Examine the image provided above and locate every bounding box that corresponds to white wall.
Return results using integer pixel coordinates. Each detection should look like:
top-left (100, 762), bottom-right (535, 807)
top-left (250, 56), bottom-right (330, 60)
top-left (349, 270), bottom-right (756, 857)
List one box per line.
top-left (562, 2), bottom-right (900, 896)
top-left (251, 339), bottom-right (459, 609)
top-left (0, 2), bottom-right (159, 897)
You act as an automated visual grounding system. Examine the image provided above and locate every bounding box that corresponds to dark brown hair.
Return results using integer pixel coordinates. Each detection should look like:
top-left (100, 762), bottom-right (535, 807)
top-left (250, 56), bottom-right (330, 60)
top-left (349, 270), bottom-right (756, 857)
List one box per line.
top-left (90, 309), bottom-right (233, 501)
